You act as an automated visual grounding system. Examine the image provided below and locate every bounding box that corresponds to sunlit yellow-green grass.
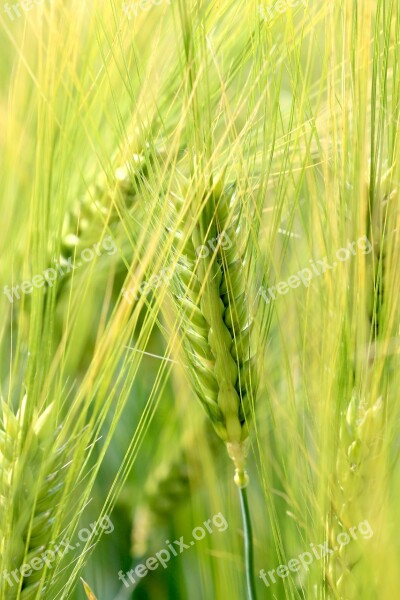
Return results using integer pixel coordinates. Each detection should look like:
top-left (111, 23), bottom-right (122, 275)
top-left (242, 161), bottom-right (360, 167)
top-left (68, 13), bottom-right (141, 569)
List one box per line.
top-left (0, 0), bottom-right (399, 598)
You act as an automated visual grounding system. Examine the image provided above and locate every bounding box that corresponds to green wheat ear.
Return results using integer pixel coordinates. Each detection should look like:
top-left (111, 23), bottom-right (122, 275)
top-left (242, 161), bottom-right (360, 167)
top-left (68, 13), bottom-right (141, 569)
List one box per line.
top-left (326, 172), bottom-right (394, 598)
top-left (163, 168), bottom-right (261, 599)
top-left (56, 134), bottom-right (168, 269)
top-left (132, 446), bottom-right (193, 559)
top-left (58, 150), bottom-right (144, 266)
top-left (167, 173), bottom-right (259, 487)
top-left (0, 397), bottom-right (70, 599)
top-left (326, 394), bottom-right (384, 598)
top-left (132, 419), bottom-right (220, 558)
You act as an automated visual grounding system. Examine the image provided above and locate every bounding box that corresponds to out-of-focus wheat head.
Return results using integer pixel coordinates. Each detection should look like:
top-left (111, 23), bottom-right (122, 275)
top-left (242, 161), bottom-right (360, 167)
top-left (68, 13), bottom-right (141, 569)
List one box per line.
top-left (0, 397), bottom-right (71, 599)
top-left (326, 393), bottom-right (384, 598)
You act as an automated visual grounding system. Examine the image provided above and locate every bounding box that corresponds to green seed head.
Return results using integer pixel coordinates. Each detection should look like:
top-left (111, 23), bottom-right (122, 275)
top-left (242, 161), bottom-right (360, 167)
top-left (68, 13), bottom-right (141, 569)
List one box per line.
top-left (0, 398), bottom-right (70, 598)
top-left (327, 393), bottom-right (384, 598)
top-left (167, 173), bottom-right (259, 483)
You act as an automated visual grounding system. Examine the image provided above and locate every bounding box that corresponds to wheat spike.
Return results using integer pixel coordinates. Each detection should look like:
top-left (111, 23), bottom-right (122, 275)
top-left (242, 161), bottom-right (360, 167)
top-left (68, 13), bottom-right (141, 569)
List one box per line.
top-left (132, 419), bottom-right (220, 558)
top-left (58, 152), bottom-right (144, 266)
top-left (166, 172), bottom-right (259, 486)
top-left (132, 450), bottom-right (193, 559)
top-left (326, 176), bottom-right (393, 598)
top-left (326, 394), bottom-right (384, 598)
top-left (56, 133), bottom-right (168, 267)
top-left (0, 397), bottom-right (69, 599)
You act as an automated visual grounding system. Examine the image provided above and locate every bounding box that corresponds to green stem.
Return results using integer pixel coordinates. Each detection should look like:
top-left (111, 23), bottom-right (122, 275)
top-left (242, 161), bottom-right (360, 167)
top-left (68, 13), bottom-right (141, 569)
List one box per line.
top-left (239, 485), bottom-right (258, 600)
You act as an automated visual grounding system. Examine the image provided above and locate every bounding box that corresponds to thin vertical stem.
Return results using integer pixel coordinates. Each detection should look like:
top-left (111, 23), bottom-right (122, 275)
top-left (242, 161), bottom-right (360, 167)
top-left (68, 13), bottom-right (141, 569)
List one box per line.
top-left (239, 485), bottom-right (258, 600)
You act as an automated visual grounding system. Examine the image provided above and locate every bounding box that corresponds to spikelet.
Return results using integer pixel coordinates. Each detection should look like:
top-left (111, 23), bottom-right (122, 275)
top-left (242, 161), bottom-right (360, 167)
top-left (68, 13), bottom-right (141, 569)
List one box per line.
top-left (166, 171), bottom-right (259, 486)
top-left (0, 397), bottom-right (70, 599)
top-left (81, 578), bottom-right (98, 600)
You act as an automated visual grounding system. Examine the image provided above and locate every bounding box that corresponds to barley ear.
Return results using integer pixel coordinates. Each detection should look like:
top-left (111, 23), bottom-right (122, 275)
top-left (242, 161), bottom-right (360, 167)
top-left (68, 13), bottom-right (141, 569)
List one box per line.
top-left (167, 174), bottom-right (259, 487)
top-left (0, 397), bottom-right (71, 599)
top-left (58, 149), bottom-right (147, 267)
top-left (132, 447), bottom-right (193, 559)
top-left (326, 394), bottom-right (384, 598)
top-left (132, 419), bottom-right (220, 558)
top-left (166, 172), bottom-right (260, 599)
